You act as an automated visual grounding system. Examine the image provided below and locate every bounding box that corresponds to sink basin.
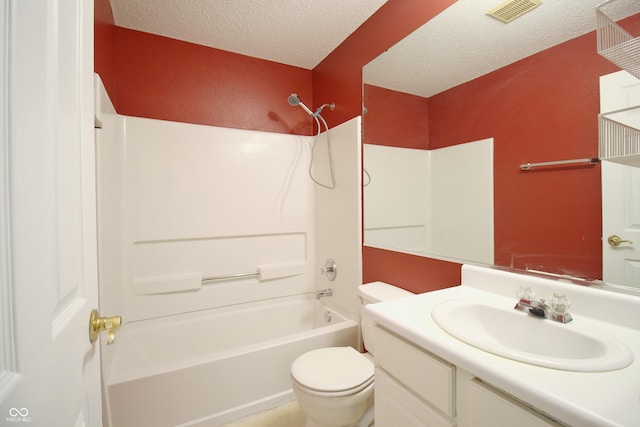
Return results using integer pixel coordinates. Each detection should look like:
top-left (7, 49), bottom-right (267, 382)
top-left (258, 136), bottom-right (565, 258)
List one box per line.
top-left (432, 299), bottom-right (634, 372)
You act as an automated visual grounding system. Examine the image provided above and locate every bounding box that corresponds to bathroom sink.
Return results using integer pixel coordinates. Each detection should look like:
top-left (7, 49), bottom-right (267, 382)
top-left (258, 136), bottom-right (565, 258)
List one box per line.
top-left (431, 299), bottom-right (634, 372)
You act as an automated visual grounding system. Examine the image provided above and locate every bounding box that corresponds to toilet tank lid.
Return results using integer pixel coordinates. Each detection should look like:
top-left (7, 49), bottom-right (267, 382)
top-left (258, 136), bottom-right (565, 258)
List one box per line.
top-left (358, 282), bottom-right (414, 302)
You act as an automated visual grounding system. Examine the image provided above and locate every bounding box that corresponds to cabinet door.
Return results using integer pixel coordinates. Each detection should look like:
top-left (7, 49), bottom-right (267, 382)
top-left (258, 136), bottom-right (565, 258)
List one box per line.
top-left (459, 374), bottom-right (563, 427)
top-left (374, 326), bottom-right (455, 416)
top-left (375, 368), bottom-right (454, 427)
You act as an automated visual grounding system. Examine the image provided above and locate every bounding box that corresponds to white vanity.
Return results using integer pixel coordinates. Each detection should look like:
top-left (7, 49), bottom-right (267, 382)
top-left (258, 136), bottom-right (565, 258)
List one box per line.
top-left (365, 265), bottom-right (640, 427)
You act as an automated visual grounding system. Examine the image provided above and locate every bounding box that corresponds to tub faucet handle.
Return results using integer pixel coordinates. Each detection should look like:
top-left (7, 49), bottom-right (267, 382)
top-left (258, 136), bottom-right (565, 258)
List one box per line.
top-left (320, 259), bottom-right (337, 281)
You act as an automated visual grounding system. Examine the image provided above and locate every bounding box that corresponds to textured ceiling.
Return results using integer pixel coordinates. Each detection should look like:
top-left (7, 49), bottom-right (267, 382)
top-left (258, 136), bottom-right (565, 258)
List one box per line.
top-left (109, 0), bottom-right (389, 70)
top-left (109, 0), bottom-right (639, 95)
top-left (364, 0), bottom-right (640, 98)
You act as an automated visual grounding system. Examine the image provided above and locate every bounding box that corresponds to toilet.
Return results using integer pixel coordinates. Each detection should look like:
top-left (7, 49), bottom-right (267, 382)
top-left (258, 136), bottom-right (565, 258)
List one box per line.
top-left (290, 282), bottom-right (413, 427)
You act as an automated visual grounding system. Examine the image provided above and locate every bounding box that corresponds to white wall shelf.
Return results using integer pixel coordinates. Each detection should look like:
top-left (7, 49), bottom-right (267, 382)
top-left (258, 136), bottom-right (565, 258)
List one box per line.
top-left (597, 0), bottom-right (640, 79)
top-left (599, 106), bottom-right (640, 167)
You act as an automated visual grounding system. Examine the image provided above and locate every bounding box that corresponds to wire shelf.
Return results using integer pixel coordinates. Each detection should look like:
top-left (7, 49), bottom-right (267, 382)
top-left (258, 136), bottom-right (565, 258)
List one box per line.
top-left (599, 106), bottom-right (640, 166)
top-left (597, 0), bottom-right (640, 79)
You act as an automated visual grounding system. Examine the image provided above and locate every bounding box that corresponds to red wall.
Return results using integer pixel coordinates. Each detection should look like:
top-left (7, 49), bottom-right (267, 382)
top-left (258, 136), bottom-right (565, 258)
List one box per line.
top-left (312, 0), bottom-right (456, 129)
top-left (361, 14), bottom-right (640, 290)
top-left (362, 247), bottom-right (461, 292)
top-left (95, 0), bottom-right (455, 136)
top-left (363, 84), bottom-right (429, 149)
top-left (312, 0), bottom-right (459, 292)
top-left (95, 1), bottom-right (632, 293)
top-left (361, 29), bottom-right (619, 283)
top-left (94, 1), bottom-right (314, 135)
top-left (94, 0), bottom-right (116, 97)
top-left (114, 28), bottom-right (314, 135)
top-left (428, 30), bottom-right (617, 281)
top-left (93, 0), bottom-right (458, 293)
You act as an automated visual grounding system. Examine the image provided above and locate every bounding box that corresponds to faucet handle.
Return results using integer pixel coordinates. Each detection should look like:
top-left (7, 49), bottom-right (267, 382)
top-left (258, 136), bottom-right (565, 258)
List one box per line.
top-left (320, 259), bottom-right (337, 281)
top-left (517, 286), bottom-right (535, 302)
top-left (550, 293), bottom-right (571, 314)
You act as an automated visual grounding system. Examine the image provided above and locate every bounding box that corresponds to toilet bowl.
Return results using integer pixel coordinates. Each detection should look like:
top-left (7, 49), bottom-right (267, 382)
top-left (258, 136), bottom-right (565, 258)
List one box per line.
top-left (291, 346), bottom-right (374, 427)
top-left (290, 283), bottom-right (413, 427)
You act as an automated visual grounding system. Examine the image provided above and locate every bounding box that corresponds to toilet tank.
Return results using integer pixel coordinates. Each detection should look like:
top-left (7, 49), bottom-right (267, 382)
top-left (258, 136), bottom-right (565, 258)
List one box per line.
top-left (358, 282), bottom-right (413, 355)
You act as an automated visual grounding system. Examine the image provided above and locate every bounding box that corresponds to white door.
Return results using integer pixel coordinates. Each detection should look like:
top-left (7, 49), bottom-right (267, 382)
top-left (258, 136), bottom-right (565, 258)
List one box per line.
top-left (0, 1), bottom-right (104, 425)
top-left (600, 71), bottom-right (640, 287)
top-left (602, 162), bottom-right (640, 286)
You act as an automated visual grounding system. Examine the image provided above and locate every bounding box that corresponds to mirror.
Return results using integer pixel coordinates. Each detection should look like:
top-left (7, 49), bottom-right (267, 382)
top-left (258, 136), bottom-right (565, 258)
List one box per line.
top-left (363, 0), bottom-right (640, 290)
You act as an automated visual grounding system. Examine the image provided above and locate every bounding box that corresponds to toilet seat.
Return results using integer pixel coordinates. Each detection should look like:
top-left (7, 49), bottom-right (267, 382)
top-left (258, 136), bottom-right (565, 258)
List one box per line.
top-left (291, 347), bottom-right (374, 397)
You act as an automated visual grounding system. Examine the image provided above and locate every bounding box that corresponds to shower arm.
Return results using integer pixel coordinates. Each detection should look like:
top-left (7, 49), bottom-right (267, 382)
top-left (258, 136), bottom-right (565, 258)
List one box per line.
top-left (314, 103), bottom-right (335, 116)
top-left (288, 93), bottom-right (334, 118)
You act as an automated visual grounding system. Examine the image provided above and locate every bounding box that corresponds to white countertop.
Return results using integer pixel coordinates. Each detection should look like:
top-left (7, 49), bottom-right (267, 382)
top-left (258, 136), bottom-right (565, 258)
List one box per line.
top-left (365, 265), bottom-right (640, 427)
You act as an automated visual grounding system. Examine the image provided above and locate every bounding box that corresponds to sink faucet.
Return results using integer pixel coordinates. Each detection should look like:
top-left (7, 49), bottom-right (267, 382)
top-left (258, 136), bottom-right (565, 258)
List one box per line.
top-left (514, 287), bottom-right (572, 323)
top-left (316, 288), bottom-right (333, 299)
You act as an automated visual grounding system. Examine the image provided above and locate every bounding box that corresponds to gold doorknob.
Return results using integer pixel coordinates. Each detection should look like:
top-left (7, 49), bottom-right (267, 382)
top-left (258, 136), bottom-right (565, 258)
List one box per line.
top-left (89, 309), bottom-right (122, 345)
top-left (607, 235), bottom-right (633, 247)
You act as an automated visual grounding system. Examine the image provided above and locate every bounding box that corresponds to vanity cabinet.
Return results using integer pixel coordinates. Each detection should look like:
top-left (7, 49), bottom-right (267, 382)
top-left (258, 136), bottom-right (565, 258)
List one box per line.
top-left (456, 369), bottom-right (564, 427)
top-left (373, 325), bottom-right (565, 427)
top-left (375, 367), bottom-right (454, 427)
top-left (374, 325), bottom-right (455, 427)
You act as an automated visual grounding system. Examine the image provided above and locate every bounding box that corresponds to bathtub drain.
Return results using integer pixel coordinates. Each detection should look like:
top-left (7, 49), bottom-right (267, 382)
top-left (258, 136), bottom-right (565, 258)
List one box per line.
top-left (325, 310), bottom-right (332, 323)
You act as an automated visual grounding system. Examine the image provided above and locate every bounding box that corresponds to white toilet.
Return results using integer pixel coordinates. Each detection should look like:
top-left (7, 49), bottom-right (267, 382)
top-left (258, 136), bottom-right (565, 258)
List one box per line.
top-left (290, 282), bottom-right (413, 427)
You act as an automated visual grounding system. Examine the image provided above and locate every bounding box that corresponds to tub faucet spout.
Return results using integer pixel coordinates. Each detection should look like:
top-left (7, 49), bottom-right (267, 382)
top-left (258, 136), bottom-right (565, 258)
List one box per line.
top-left (316, 288), bottom-right (333, 299)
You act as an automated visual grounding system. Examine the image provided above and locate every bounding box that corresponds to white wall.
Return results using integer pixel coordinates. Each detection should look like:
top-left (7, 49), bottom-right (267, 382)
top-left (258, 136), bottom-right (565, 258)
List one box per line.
top-left (112, 118), bottom-right (314, 322)
top-left (363, 139), bottom-right (494, 265)
top-left (314, 117), bottom-right (364, 318)
top-left (363, 144), bottom-right (429, 251)
top-left (430, 138), bottom-right (494, 264)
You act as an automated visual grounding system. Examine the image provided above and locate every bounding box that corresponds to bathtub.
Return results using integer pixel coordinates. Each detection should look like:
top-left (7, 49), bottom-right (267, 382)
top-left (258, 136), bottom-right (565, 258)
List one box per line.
top-left (104, 294), bottom-right (359, 427)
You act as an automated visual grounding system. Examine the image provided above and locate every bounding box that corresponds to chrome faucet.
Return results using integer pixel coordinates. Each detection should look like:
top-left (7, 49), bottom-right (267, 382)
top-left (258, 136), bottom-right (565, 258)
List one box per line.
top-left (514, 287), bottom-right (572, 323)
top-left (316, 288), bottom-right (333, 299)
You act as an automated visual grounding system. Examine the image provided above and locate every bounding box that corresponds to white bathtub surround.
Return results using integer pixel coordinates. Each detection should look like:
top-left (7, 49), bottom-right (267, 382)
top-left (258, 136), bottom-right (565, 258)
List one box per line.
top-left (314, 117), bottom-right (364, 320)
top-left (366, 264), bottom-right (640, 427)
top-left (363, 138), bottom-right (493, 264)
top-left (95, 79), bottom-right (364, 426)
top-left (97, 89), bottom-right (363, 322)
top-left (364, 144), bottom-right (429, 251)
top-left (98, 114), bottom-right (315, 322)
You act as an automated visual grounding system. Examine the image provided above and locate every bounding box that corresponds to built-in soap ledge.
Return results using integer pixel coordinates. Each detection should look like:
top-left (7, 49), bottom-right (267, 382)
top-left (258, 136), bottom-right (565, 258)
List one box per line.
top-left (133, 261), bottom-right (307, 295)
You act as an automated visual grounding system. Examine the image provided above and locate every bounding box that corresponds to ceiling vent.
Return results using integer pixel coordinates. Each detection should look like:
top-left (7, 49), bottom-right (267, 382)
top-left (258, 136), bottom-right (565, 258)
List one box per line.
top-left (487, 0), bottom-right (542, 23)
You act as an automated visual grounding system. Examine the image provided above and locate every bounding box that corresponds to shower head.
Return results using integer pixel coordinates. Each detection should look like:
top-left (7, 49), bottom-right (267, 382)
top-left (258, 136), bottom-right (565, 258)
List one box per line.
top-left (287, 93), bottom-right (301, 106)
top-left (287, 93), bottom-right (315, 117)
